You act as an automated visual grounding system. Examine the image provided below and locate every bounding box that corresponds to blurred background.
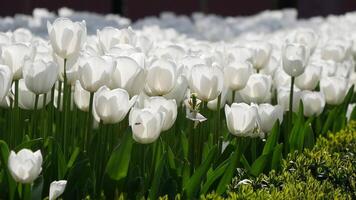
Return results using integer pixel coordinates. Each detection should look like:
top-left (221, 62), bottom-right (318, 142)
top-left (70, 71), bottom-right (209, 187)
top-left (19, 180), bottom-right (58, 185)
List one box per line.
top-left (1, 0), bottom-right (356, 20)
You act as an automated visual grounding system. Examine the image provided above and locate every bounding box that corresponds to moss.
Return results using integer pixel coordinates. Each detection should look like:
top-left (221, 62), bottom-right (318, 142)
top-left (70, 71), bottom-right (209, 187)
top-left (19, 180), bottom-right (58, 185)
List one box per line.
top-left (203, 121), bottom-right (356, 200)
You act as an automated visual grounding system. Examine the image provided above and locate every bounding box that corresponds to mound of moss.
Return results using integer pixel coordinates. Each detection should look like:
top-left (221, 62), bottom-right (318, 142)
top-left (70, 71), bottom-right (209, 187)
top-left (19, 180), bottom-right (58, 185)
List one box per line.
top-left (200, 121), bottom-right (356, 200)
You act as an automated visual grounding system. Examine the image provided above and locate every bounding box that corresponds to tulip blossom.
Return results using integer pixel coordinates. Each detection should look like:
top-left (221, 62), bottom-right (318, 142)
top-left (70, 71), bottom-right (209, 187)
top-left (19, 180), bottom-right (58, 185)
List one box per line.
top-left (144, 96), bottom-right (177, 131)
top-left (74, 80), bottom-right (90, 112)
top-left (12, 28), bottom-right (33, 44)
top-left (188, 64), bottom-right (223, 102)
top-left (247, 42), bottom-right (272, 70)
top-left (47, 18), bottom-right (87, 59)
top-left (94, 86), bottom-right (137, 124)
top-left (163, 76), bottom-right (188, 105)
top-left (129, 108), bottom-right (163, 144)
top-left (257, 104), bottom-right (283, 134)
top-left (8, 149), bottom-right (42, 183)
top-left (295, 64), bottom-right (322, 90)
top-left (282, 42), bottom-right (308, 77)
top-left (111, 56), bottom-right (146, 96)
top-left (277, 87), bottom-right (302, 112)
top-left (300, 91), bottom-right (326, 117)
top-left (22, 59), bottom-right (58, 94)
top-left (78, 56), bottom-right (114, 92)
top-left (97, 27), bottom-right (136, 53)
top-left (240, 74), bottom-right (272, 104)
top-left (225, 103), bottom-right (261, 138)
top-left (320, 76), bottom-right (348, 105)
top-left (224, 61), bottom-right (253, 91)
top-left (1, 43), bottom-right (33, 80)
top-left (49, 180), bottom-right (67, 200)
top-left (14, 79), bottom-right (50, 110)
top-left (0, 64), bottom-right (12, 102)
top-left (145, 58), bottom-right (178, 96)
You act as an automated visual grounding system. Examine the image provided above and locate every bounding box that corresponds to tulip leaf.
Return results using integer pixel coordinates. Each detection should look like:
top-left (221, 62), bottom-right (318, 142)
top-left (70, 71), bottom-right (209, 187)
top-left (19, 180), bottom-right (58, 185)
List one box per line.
top-left (271, 143), bottom-right (283, 170)
top-left (201, 159), bottom-right (229, 194)
top-left (14, 138), bottom-right (44, 151)
top-left (322, 107), bottom-right (338, 134)
top-left (148, 153), bottom-right (166, 200)
top-left (351, 106), bottom-right (356, 121)
top-left (262, 120), bottom-right (280, 155)
top-left (105, 129), bottom-right (134, 181)
top-left (216, 138), bottom-right (247, 195)
top-left (184, 145), bottom-right (218, 198)
top-left (67, 147), bottom-right (80, 169)
top-left (0, 140), bottom-right (16, 200)
top-left (303, 123), bottom-right (314, 149)
top-left (31, 175), bottom-right (43, 200)
top-left (250, 153), bottom-right (270, 176)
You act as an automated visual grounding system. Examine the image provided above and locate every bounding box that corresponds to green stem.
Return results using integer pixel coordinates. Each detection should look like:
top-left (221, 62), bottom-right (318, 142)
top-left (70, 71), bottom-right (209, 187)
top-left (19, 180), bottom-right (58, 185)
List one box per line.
top-left (86, 92), bottom-right (95, 151)
top-left (231, 90), bottom-right (236, 104)
top-left (32, 94), bottom-right (39, 138)
top-left (22, 183), bottom-right (31, 200)
top-left (289, 76), bottom-right (295, 132)
top-left (216, 94), bottom-right (221, 150)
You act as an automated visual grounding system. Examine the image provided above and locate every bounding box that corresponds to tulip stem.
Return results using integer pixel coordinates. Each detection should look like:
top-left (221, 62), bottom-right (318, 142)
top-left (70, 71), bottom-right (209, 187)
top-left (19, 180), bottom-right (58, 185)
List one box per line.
top-left (86, 92), bottom-right (95, 151)
top-left (289, 76), bottom-right (295, 131)
top-left (231, 90), bottom-right (236, 104)
top-left (32, 94), bottom-right (39, 138)
top-left (216, 94), bottom-right (222, 151)
top-left (22, 183), bottom-right (31, 200)
top-left (12, 80), bottom-right (19, 147)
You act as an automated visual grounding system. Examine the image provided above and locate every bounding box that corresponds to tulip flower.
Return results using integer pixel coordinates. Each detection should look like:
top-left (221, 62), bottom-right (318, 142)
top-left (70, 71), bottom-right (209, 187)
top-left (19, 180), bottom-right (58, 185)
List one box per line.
top-left (287, 29), bottom-right (318, 54)
top-left (225, 103), bottom-right (261, 138)
top-left (49, 180), bottom-right (67, 200)
top-left (13, 79), bottom-right (50, 110)
top-left (94, 86), bottom-right (137, 124)
top-left (0, 64), bottom-right (12, 102)
top-left (207, 87), bottom-right (230, 110)
top-left (247, 42), bottom-right (272, 71)
top-left (12, 28), bottom-right (33, 44)
top-left (240, 74), bottom-right (272, 104)
top-left (321, 39), bottom-right (349, 62)
top-left (320, 76), bottom-right (348, 105)
top-left (145, 58), bottom-right (178, 96)
top-left (74, 80), bottom-right (90, 112)
top-left (1, 43), bottom-right (34, 80)
top-left (295, 64), bottom-right (322, 90)
top-left (78, 56), bottom-right (114, 92)
top-left (129, 108), bottom-right (163, 144)
top-left (277, 86), bottom-right (302, 112)
top-left (47, 18), bottom-right (87, 59)
top-left (8, 149), bottom-right (42, 183)
top-left (188, 64), bottom-right (223, 102)
top-left (97, 27), bottom-right (136, 53)
top-left (111, 56), bottom-right (146, 96)
top-left (22, 59), bottom-right (58, 94)
top-left (224, 61), bottom-right (253, 91)
top-left (163, 76), bottom-right (188, 105)
top-left (257, 104), bottom-right (283, 134)
top-left (282, 42), bottom-right (309, 77)
top-left (144, 96), bottom-right (177, 131)
top-left (300, 91), bottom-right (325, 117)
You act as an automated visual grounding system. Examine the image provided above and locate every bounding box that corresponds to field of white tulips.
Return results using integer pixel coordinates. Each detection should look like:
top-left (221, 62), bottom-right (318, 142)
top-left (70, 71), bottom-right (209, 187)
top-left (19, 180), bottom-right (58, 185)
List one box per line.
top-left (0, 7), bottom-right (356, 199)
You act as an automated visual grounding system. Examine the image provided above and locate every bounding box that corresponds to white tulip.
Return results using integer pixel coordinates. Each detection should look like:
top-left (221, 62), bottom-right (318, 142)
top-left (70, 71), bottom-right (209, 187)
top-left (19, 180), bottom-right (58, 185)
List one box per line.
top-left (282, 42), bottom-right (308, 77)
top-left (224, 61), bottom-right (253, 91)
top-left (78, 56), bottom-right (114, 92)
top-left (247, 42), bottom-right (272, 70)
top-left (240, 74), bottom-right (272, 104)
top-left (94, 86), bottom-right (137, 124)
top-left (47, 18), bottom-right (86, 59)
top-left (207, 87), bottom-right (230, 110)
top-left (257, 104), bottom-right (283, 134)
top-left (144, 96), bottom-right (177, 131)
top-left (163, 76), bottom-right (188, 105)
top-left (13, 79), bottom-right (50, 110)
top-left (8, 149), bottom-right (42, 183)
top-left (129, 108), bottom-right (163, 144)
top-left (277, 86), bottom-right (302, 112)
top-left (12, 28), bottom-right (33, 44)
top-left (287, 29), bottom-right (318, 53)
top-left (0, 64), bottom-right (12, 102)
top-left (97, 27), bottom-right (136, 53)
top-left (49, 180), bottom-right (67, 200)
top-left (320, 76), bottom-right (348, 105)
top-left (225, 103), bottom-right (260, 138)
top-left (295, 64), bottom-right (322, 90)
top-left (74, 80), bottom-right (90, 112)
top-left (145, 58), bottom-right (178, 96)
top-left (300, 91), bottom-right (325, 117)
top-left (1, 43), bottom-right (33, 80)
top-left (23, 59), bottom-right (58, 94)
top-left (111, 56), bottom-right (146, 96)
top-left (188, 64), bottom-right (223, 102)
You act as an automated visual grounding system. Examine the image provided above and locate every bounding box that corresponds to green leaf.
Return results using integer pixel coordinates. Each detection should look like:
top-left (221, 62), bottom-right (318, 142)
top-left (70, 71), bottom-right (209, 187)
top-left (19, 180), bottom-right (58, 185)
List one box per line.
top-left (262, 121), bottom-right (280, 155)
top-left (216, 138), bottom-right (247, 195)
top-left (0, 140), bottom-right (16, 200)
top-left (67, 147), bottom-right (80, 169)
top-left (31, 175), bottom-right (43, 200)
top-left (184, 145), bottom-right (218, 198)
top-left (271, 144), bottom-right (283, 170)
top-left (105, 129), bottom-right (134, 181)
top-left (14, 138), bottom-right (44, 152)
top-left (250, 154), bottom-right (269, 176)
top-left (322, 107), bottom-right (337, 134)
top-left (303, 123), bottom-right (315, 149)
top-left (201, 160), bottom-right (229, 194)
top-left (148, 153), bottom-right (166, 200)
